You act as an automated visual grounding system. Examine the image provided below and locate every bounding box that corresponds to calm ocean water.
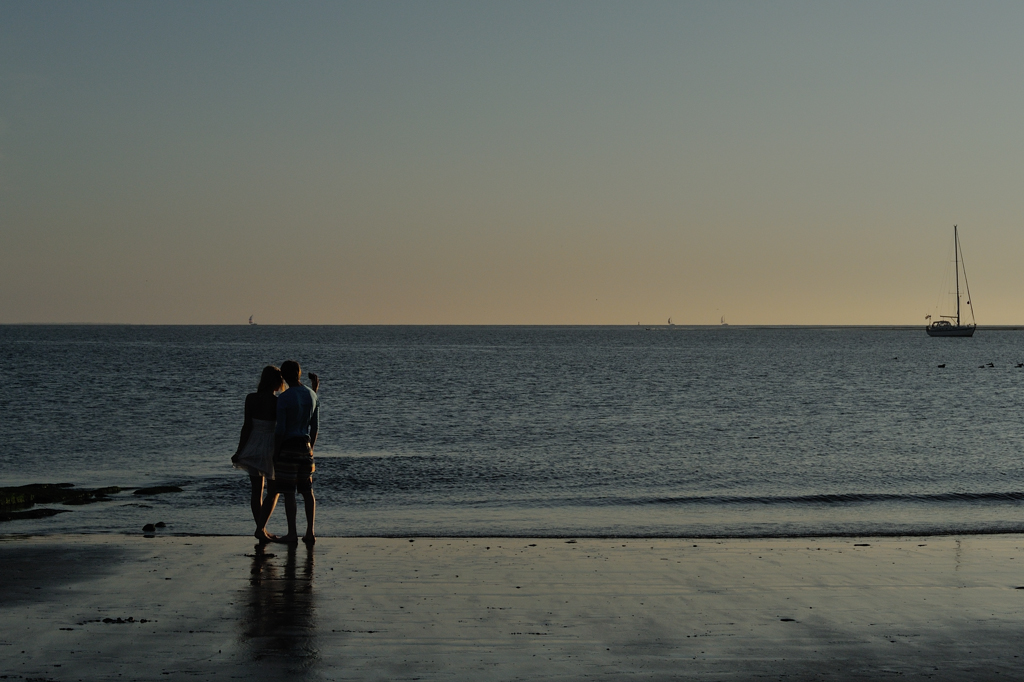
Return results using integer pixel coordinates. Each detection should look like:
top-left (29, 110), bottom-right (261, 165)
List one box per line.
top-left (3, 325), bottom-right (1024, 538)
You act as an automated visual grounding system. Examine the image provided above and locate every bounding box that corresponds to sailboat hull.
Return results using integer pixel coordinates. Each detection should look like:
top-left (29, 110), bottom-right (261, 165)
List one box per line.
top-left (926, 325), bottom-right (975, 337)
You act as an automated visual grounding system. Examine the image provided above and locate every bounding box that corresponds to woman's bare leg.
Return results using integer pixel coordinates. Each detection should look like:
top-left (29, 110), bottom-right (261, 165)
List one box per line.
top-left (255, 488), bottom-right (279, 543)
top-left (302, 488), bottom-right (316, 544)
top-left (249, 476), bottom-right (264, 526)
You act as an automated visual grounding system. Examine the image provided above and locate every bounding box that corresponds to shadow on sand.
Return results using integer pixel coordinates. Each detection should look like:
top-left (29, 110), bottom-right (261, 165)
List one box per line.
top-left (241, 543), bottom-right (318, 674)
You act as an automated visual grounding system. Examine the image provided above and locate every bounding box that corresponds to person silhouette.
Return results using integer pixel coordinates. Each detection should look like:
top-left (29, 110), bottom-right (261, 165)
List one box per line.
top-left (232, 366), bottom-right (285, 529)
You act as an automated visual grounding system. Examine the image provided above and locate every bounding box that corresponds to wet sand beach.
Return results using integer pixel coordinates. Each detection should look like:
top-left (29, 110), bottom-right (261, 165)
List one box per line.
top-left (3, 534), bottom-right (1024, 681)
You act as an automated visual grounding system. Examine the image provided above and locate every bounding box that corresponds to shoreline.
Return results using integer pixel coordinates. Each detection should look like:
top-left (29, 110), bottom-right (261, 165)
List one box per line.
top-left (10, 527), bottom-right (1024, 539)
top-left (4, 533), bottom-right (1024, 680)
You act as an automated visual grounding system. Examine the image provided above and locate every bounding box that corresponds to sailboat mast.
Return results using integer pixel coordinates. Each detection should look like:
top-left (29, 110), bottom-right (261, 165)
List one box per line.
top-left (954, 225), bottom-right (961, 327)
top-left (926, 225), bottom-right (975, 337)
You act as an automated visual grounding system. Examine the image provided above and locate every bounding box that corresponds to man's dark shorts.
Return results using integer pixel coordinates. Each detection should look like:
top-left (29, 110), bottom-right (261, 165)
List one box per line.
top-left (272, 439), bottom-right (314, 494)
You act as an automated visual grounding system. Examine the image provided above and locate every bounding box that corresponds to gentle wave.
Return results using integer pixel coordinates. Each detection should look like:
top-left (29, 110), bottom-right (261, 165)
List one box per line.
top-left (346, 490), bottom-right (1024, 508)
top-left (344, 527), bottom-right (1024, 539)
top-left (625, 492), bottom-right (1024, 506)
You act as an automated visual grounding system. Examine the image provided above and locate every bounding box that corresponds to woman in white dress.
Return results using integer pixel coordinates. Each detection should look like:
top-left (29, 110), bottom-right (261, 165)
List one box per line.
top-left (232, 366), bottom-right (285, 527)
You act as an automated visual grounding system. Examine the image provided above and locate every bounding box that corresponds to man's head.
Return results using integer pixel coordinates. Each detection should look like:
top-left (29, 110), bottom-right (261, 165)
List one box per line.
top-left (280, 360), bottom-right (301, 387)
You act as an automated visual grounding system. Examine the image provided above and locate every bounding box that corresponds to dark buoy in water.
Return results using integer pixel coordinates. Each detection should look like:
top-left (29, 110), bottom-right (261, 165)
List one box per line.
top-left (937, 364), bottom-right (945, 368)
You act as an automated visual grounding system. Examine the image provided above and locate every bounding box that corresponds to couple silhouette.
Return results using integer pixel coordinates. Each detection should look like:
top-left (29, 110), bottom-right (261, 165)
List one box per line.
top-left (233, 360), bottom-right (319, 544)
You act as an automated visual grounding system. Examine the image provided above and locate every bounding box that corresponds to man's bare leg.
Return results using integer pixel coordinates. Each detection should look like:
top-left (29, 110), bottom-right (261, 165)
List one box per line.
top-left (272, 492), bottom-right (299, 544)
top-left (301, 488), bottom-right (316, 544)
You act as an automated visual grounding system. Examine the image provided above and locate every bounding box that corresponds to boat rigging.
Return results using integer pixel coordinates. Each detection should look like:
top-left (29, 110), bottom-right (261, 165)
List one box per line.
top-left (926, 225), bottom-right (975, 337)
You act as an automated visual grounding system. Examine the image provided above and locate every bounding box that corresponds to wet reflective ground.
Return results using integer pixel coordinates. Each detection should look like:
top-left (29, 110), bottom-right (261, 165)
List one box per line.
top-left (4, 534), bottom-right (1024, 681)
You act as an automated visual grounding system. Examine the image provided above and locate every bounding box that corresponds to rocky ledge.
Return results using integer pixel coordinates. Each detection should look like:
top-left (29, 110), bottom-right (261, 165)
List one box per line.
top-left (0, 483), bottom-right (122, 522)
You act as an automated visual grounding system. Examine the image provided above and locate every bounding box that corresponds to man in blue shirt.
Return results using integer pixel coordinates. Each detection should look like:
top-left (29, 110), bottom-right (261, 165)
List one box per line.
top-left (256, 360), bottom-right (319, 544)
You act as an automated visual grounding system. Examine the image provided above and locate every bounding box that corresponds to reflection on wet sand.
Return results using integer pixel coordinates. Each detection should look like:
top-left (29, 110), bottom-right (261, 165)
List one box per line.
top-left (241, 543), bottom-right (318, 674)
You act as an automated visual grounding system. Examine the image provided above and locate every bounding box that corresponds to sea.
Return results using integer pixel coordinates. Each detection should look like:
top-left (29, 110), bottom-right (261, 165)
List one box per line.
top-left (3, 324), bottom-right (1024, 539)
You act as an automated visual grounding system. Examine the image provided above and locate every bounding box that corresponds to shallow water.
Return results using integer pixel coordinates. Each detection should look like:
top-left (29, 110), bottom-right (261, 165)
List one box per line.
top-left (3, 325), bottom-right (1024, 537)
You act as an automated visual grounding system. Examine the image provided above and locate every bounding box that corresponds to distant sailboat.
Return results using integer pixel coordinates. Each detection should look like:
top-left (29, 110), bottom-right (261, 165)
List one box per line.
top-left (667, 317), bottom-right (674, 326)
top-left (720, 316), bottom-right (728, 326)
top-left (926, 225), bottom-right (975, 337)
top-left (249, 315), bottom-right (257, 326)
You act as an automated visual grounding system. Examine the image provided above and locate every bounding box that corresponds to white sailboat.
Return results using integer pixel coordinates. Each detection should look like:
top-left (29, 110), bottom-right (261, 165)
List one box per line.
top-left (249, 315), bottom-right (257, 326)
top-left (720, 316), bottom-right (728, 326)
top-left (926, 225), bottom-right (975, 337)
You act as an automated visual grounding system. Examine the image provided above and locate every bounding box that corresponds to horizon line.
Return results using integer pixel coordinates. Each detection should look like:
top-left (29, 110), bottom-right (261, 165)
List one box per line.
top-left (3, 323), bottom-right (1024, 330)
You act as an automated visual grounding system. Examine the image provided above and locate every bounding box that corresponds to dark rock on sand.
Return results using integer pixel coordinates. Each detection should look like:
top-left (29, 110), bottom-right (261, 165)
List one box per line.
top-left (0, 508), bottom-right (70, 522)
top-left (133, 486), bottom-right (183, 496)
top-left (142, 524), bottom-right (156, 532)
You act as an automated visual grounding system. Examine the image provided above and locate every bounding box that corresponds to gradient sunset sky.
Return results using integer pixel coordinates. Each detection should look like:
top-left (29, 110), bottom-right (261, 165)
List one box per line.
top-left (2, 2), bottom-right (1022, 324)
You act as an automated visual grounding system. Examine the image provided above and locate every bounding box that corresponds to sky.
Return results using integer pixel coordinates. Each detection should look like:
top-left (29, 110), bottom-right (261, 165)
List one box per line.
top-left (2, 1), bottom-right (1023, 325)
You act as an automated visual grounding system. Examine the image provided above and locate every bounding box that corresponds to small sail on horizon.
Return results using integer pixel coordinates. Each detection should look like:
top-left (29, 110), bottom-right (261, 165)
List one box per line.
top-left (249, 315), bottom-right (256, 326)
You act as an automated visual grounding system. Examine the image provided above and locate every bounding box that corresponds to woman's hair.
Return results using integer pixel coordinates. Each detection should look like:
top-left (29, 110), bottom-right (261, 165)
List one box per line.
top-left (257, 365), bottom-right (284, 394)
